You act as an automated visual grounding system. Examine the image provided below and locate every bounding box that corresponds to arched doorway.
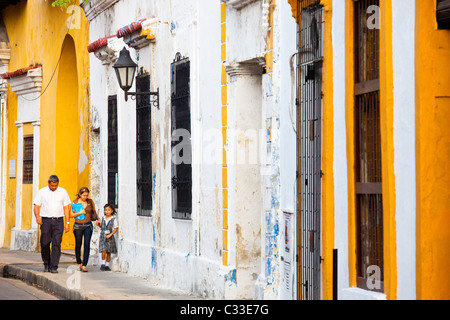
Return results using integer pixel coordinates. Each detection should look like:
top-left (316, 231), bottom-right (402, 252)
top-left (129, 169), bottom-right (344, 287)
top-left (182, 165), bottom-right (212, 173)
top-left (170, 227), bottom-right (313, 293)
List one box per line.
top-left (55, 34), bottom-right (79, 250)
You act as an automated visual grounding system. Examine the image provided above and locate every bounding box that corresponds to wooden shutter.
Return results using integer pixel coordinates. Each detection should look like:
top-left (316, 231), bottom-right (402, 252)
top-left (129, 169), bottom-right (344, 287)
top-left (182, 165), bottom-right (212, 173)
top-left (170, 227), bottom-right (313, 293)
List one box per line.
top-left (136, 73), bottom-right (152, 216)
top-left (23, 135), bottom-right (33, 184)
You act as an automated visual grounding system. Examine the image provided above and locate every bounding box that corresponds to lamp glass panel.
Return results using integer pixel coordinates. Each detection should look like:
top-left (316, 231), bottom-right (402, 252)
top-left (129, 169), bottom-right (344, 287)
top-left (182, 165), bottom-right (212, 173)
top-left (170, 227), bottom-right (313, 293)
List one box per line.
top-left (127, 66), bottom-right (136, 88)
top-left (115, 67), bottom-right (126, 90)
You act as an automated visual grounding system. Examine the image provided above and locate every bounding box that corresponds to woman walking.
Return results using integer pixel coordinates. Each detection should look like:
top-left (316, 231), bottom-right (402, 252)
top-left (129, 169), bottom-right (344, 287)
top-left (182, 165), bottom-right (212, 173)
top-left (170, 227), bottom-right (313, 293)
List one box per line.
top-left (70, 187), bottom-right (98, 272)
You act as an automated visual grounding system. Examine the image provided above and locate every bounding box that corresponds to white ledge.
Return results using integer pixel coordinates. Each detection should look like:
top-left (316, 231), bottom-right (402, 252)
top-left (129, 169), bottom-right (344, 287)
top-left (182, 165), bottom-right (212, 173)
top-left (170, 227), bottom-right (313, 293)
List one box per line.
top-left (225, 57), bottom-right (266, 77)
top-left (339, 287), bottom-right (387, 300)
top-left (224, 0), bottom-right (259, 10)
top-left (8, 67), bottom-right (42, 96)
top-left (93, 37), bottom-right (124, 65)
top-left (123, 18), bottom-right (158, 49)
top-left (81, 0), bottom-right (120, 21)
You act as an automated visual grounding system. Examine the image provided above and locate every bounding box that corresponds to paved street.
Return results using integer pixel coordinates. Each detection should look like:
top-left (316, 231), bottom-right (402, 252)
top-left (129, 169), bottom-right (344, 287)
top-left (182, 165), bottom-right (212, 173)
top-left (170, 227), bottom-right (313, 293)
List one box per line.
top-left (0, 249), bottom-right (202, 300)
top-left (0, 277), bottom-right (60, 300)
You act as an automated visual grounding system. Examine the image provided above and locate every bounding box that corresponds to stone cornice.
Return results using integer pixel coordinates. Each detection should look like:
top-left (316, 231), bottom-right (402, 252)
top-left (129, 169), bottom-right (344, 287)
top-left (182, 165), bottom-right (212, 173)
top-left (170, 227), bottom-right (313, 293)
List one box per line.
top-left (81, 0), bottom-right (120, 21)
top-left (7, 67), bottom-right (42, 96)
top-left (121, 18), bottom-right (158, 49)
top-left (93, 36), bottom-right (124, 65)
top-left (225, 57), bottom-right (265, 78)
top-left (223, 0), bottom-right (259, 10)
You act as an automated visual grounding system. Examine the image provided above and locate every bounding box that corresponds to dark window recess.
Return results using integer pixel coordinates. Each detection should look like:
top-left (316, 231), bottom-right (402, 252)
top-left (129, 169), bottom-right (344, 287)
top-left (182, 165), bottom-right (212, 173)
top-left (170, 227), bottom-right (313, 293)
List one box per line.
top-left (136, 73), bottom-right (153, 216)
top-left (437, 0), bottom-right (450, 29)
top-left (354, 0), bottom-right (384, 293)
top-left (108, 95), bottom-right (118, 207)
top-left (171, 53), bottom-right (192, 219)
top-left (23, 135), bottom-right (33, 185)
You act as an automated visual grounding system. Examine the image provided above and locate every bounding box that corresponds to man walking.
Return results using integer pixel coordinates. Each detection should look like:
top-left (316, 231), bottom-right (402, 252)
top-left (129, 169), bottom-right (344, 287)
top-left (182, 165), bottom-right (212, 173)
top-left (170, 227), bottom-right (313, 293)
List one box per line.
top-left (33, 175), bottom-right (71, 273)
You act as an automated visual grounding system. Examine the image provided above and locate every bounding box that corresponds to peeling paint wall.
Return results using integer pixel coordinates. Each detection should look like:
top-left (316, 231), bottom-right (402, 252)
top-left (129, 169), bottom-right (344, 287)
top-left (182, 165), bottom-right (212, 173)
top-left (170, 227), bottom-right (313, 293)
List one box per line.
top-left (88, 0), bottom-right (226, 298)
top-left (87, 0), bottom-right (298, 299)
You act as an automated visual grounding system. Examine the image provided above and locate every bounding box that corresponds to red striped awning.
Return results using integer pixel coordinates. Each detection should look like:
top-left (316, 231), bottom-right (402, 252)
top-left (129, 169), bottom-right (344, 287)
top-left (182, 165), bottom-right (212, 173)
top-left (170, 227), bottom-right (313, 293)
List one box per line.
top-left (116, 19), bottom-right (147, 38)
top-left (0, 65), bottom-right (41, 80)
top-left (87, 35), bottom-right (116, 53)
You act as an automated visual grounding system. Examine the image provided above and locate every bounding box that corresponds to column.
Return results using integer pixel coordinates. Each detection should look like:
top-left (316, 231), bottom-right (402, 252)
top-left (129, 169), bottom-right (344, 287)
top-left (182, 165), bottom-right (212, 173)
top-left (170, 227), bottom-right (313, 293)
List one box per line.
top-left (14, 121), bottom-right (23, 230)
top-left (32, 121), bottom-right (40, 230)
top-left (0, 53), bottom-right (9, 248)
top-left (10, 122), bottom-right (23, 250)
top-left (225, 58), bottom-right (264, 299)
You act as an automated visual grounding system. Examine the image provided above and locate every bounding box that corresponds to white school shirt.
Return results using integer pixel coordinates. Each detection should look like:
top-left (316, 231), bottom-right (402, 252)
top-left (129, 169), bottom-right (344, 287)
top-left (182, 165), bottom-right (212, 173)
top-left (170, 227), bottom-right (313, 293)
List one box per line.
top-left (103, 215), bottom-right (118, 230)
top-left (33, 186), bottom-right (71, 218)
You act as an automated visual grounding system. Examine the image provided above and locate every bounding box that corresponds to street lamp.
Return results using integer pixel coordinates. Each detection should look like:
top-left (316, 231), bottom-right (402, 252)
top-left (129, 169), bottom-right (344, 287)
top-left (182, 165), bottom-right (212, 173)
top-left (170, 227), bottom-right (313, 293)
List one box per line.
top-left (113, 47), bottom-right (159, 108)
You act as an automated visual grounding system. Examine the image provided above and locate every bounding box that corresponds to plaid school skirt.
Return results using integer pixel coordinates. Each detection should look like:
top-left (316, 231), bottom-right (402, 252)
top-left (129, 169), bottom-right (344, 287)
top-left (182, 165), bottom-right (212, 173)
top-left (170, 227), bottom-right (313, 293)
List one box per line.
top-left (99, 217), bottom-right (117, 254)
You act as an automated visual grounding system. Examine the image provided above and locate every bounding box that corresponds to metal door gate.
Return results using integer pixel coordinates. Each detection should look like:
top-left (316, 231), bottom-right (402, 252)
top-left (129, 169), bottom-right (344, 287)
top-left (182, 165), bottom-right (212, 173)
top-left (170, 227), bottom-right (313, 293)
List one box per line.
top-left (296, 0), bottom-right (324, 300)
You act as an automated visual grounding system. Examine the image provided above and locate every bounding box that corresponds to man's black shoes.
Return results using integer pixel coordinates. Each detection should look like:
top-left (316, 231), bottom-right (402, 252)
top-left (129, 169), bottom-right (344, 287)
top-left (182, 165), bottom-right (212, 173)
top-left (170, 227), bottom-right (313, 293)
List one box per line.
top-left (44, 265), bottom-right (58, 273)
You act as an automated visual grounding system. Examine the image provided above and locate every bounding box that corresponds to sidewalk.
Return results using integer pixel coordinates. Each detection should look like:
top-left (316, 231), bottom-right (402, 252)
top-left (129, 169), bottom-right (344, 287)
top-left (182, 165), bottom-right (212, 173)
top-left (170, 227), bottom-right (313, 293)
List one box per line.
top-left (0, 248), bottom-right (202, 300)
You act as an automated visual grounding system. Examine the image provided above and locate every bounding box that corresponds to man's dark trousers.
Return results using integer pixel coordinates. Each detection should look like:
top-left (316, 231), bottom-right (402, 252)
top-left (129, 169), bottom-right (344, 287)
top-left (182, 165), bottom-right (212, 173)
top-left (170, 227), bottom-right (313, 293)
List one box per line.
top-left (40, 217), bottom-right (64, 271)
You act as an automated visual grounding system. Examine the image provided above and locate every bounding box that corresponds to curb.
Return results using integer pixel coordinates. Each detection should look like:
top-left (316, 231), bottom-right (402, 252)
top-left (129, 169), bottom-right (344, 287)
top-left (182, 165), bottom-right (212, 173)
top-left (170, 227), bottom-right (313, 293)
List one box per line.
top-left (1, 263), bottom-right (86, 300)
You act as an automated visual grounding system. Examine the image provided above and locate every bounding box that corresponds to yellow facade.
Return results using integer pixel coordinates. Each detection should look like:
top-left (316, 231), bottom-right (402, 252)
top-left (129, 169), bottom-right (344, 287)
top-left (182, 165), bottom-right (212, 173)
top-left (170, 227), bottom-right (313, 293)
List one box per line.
top-left (290, 0), bottom-right (450, 300)
top-left (415, 0), bottom-right (450, 300)
top-left (221, 0), bottom-right (228, 267)
top-left (1, 0), bottom-right (90, 250)
top-left (320, 0), bottom-right (334, 301)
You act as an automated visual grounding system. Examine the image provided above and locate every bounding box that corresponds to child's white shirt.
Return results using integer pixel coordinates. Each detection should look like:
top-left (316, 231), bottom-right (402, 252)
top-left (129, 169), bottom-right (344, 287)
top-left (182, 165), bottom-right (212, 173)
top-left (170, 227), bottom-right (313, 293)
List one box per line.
top-left (103, 215), bottom-right (118, 230)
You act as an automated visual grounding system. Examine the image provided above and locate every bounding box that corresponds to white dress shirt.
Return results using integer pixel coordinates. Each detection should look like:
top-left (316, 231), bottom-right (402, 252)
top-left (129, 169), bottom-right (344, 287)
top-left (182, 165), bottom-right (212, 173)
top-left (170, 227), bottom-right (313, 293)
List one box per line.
top-left (34, 186), bottom-right (71, 218)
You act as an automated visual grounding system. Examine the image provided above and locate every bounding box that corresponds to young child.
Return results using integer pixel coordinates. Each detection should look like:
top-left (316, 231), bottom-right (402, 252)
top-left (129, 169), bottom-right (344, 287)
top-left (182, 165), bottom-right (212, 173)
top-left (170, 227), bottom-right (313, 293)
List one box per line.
top-left (99, 204), bottom-right (118, 271)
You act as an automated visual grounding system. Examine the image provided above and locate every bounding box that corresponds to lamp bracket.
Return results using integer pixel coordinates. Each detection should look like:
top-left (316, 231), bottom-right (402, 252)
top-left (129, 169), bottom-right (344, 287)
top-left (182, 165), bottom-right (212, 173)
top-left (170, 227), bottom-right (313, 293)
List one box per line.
top-left (124, 88), bottom-right (160, 109)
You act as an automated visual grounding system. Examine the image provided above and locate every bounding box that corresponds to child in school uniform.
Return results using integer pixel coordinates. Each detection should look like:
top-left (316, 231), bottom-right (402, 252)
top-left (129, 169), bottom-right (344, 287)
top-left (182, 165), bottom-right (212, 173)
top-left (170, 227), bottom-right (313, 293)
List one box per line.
top-left (99, 204), bottom-right (118, 271)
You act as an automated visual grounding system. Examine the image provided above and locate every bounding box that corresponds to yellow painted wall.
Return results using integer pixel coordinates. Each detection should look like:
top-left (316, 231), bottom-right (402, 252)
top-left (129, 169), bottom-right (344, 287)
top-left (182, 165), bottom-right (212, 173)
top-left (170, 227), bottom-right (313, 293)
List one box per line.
top-left (1, 0), bottom-right (90, 250)
top-left (320, 0), bottom-right (335, 301)
top-left (415, 0), bottom-right (450, 300)
top-left (378, 0), bottom-right (397, 300)
top-left (344, 0), bottom-right (357, 291)
top-left (3, 92), bottom-right (17, 248)
top-left (288, 0), bottom-right (450, 300)
top-left (56, 34), bottom-right (79, 250)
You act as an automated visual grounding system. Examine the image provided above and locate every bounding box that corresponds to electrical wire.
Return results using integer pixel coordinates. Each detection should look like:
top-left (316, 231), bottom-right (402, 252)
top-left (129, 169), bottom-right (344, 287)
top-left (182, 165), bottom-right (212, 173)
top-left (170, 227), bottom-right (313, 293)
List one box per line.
top-left (19, 10), bottom-right (75, 102)
top-left (289, 52), bottom-right (299, 134)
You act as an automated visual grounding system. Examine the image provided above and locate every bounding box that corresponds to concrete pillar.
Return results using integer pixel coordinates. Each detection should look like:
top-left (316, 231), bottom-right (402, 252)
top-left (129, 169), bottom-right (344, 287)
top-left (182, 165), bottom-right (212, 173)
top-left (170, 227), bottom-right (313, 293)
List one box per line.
top-left (226, 58), bottom-right (264, 299)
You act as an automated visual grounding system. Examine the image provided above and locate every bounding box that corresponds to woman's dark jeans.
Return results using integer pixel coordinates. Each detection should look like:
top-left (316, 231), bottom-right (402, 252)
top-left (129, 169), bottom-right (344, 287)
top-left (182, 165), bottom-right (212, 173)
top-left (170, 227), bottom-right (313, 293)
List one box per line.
top-left (73, 222), bottom-right (93, 267)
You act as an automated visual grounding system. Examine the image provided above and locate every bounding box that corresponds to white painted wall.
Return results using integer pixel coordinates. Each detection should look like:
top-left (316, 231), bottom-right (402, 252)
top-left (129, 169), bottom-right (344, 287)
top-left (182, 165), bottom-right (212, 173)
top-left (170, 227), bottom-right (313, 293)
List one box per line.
top-left (332, 0), bottom-right (350, 298)
top-left (87, 0), bottom-right (300, 299)
top-left (278, 0), bottom-right (298, 300)
top-left (88, 0), bottom-right (226, 298)
top-left (392, 0), bottom-right (416, 300)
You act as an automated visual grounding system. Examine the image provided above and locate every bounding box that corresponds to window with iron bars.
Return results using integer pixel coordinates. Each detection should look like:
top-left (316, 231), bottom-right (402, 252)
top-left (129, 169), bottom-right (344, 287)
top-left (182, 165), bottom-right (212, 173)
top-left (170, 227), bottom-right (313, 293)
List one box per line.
top-left (437, 0), bottom-right (450, 29)
top-left (354, 0), bottom-right (384, 292)
top-left (136, 73), bottom-right (152, 216)
top-left (23, 135), bottom-right (33, 185)
top-left (108, 95), bottom-right (118, 207)
top-left (171, 53), bottom-right (192, 220)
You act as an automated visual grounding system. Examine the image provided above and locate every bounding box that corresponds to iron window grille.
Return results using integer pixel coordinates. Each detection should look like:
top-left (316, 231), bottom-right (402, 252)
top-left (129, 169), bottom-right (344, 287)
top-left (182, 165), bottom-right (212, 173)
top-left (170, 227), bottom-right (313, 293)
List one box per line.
top-left (171, 53), bottom-right (192, 220)
top-left (354, 0), bottom-right (384, 292)
top-left (23, 135), bottom-right (33, 184)
top-left (108, 95), bottom-right (119, 207)
top-left (136, 73), bottom-right (153, 216)
top-left (296, 0), bottom-right (324, 301)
